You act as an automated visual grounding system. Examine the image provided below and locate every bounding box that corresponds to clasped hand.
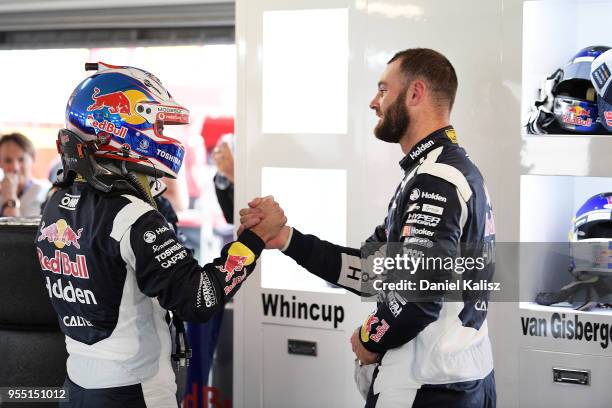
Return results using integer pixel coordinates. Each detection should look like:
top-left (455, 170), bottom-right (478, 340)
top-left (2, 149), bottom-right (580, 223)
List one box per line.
top-left (238, 196), bottom-right (290, 248)
top-left (239, 196), bottom-right (379, 365)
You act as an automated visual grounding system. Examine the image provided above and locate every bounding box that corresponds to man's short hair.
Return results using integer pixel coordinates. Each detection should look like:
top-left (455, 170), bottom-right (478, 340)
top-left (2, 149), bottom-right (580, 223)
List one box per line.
top-left (0, 133), bottom-right (35, 159)
top-left (389, 48), bottom-right (458, 111)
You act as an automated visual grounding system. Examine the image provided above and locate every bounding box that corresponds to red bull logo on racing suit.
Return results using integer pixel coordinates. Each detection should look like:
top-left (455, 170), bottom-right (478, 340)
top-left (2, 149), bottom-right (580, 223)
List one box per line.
top-left (37, 248), bottom-right (89, 279)
top-left (361, 314), bottom-right (379, 343)
top-left (217, 255), bottom-right (247, 282)
top-left (38, 219), bottom-right (83, 249)
top-left (217, 242), bottom-right (256, 295)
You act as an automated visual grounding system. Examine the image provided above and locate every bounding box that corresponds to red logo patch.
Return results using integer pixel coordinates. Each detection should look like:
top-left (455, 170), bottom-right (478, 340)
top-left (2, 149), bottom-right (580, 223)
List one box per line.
top-left (217, 255), bottom-right (247, 282)
top-left (87, 87), bottom-right (131, 114)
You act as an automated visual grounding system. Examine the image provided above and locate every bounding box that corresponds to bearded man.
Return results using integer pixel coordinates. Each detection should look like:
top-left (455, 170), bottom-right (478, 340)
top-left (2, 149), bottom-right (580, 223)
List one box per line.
top-left (241, 48), bottom-right (497, 407)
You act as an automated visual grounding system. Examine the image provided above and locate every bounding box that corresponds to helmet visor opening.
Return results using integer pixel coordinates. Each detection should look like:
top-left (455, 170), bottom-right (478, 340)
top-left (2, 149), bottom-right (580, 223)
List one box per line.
top-left (578, 221), bottom-right (612, 240)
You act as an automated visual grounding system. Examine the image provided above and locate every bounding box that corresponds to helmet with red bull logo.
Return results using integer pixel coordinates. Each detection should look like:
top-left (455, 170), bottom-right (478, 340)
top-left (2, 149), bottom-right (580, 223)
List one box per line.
top-left (552, 46), bottom-right (610, 134)
top-left (526, 46), bottom-right (612, 135)
top-left (63, 62), bottom-right (189, 179)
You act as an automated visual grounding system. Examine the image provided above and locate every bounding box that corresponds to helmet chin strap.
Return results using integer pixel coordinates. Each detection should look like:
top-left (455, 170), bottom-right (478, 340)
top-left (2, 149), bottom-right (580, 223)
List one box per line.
top-left (119, 161), bottom-right (157, 209)
top-left (56, 128), bottom-right (164, 208)
top-left (148, 176), bottom-right (167, 198)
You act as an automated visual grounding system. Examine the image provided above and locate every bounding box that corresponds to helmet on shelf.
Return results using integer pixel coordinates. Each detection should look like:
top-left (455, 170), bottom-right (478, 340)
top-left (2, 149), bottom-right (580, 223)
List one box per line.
top-left (569, 192), bottom-right (612, 277)
top-left (526, 45), bottom-right (611, 135)
top-left (552, 46), bottom-right (609, 134)
top-left (591, 49), bottom-right (612, 132)
top-left (536, 192), bottom-right (612, 311)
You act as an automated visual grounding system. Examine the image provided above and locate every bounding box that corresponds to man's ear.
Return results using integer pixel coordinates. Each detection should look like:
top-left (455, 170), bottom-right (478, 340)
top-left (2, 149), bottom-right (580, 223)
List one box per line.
top-left (406, 79), bottom-right (427, 107)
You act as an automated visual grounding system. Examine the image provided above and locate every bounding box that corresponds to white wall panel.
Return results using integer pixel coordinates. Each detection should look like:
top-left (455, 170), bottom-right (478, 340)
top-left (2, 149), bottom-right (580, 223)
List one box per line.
top-left (236, 0), bottom-right (525, 407)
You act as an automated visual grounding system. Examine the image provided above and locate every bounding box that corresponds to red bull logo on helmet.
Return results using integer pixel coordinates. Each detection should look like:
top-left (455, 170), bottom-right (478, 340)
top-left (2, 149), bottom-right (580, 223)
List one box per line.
top-left (563, 105), bottom-right (593, 127)
top-left (38, 219), bottom-right (83, 250)
top-left (87, 87), bottom-right (131, 114)
top-left (86, 116), bottom-right (128, 138)
top-left (605, 111), bottom-right (612, 127)
top-left (87, 87), bottom-right (149, 126)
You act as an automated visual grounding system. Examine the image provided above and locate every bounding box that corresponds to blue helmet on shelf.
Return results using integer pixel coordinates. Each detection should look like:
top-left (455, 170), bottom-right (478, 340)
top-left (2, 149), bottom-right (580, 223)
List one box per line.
top-left (591, 49), bottom-right (612, 132)
top-left (569, 192), bottom-right (612, 276)
top-left (64, 62), bottom-right (189, 179)
top-left (552, 46), bottom-right (610, 134)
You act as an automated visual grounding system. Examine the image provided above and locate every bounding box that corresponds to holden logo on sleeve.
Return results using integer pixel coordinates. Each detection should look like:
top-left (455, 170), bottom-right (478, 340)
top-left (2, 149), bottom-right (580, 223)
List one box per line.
top-left (421, 191), bottom-right (447, 202)
top-left (409, 188), bottom-right (420, 201)
top-left (144, 231), bottom-right (157, 243)
top-left (38, 219), bottom-right (83, 249)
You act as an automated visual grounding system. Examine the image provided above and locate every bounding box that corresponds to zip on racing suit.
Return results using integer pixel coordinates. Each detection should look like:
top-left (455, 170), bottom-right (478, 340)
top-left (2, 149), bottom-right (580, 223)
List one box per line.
top-left (35, 180), bottom-right (264, 407)
top-left (281, 126), bottom-right (496, 407)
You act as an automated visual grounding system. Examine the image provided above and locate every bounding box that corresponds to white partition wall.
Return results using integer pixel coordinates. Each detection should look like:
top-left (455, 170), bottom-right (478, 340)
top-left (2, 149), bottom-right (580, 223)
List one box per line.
top-left (235, 0), bottom-right (525, 407)
top-left (235, 1), bottom-right (374, 407)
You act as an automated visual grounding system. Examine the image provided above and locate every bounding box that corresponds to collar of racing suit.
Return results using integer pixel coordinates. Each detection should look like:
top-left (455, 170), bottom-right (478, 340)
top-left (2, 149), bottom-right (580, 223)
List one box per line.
top-left (399, 125), bottom-right (457, 171)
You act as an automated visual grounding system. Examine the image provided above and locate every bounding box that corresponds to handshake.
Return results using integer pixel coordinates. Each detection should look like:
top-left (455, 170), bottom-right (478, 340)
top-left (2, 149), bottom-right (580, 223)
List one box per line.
top-left (238, 196), bottom-right (291, 250)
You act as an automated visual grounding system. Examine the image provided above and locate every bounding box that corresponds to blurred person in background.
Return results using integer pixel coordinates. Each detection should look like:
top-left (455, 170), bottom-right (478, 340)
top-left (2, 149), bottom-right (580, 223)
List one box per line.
top-left (0, 132), bottom-right (50, 217)
top-left (212, 134), bottom-right (234, 224)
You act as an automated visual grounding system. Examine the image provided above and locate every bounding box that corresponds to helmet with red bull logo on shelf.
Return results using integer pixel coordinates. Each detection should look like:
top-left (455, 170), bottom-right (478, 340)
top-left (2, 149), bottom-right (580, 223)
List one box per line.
top-left (526, 45), bottom-right (611, 135)
top-left (59, 62), bottom-right (189, 186)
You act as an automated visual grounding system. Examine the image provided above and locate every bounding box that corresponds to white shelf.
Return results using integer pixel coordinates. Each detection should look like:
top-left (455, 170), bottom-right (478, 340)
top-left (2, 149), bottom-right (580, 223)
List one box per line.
top-left (520, 301), bottom-right (612, 316)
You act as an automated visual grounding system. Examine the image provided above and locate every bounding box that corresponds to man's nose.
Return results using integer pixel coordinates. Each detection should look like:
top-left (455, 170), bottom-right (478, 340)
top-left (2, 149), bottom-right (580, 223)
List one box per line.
top-left (369, 95), bottom-right (379, 111)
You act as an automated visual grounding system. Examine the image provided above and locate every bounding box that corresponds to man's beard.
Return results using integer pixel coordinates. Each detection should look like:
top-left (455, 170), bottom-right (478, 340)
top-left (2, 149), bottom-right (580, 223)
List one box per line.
top-left (374, 90), bottom-right (410, 143)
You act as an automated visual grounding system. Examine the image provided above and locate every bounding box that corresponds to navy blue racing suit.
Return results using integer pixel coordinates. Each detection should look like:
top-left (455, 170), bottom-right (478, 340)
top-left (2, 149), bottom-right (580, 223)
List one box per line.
top-left (282, 126), bottom-right (496, 407)
top-left (35, 181), bottom-right (264, 408)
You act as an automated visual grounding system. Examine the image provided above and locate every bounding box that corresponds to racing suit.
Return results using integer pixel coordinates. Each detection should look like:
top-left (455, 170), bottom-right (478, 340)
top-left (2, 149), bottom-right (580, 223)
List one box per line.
top-left (35, 180), bottom-right (264, 408)
top-left (282, 126), bottom-right (496, 407)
